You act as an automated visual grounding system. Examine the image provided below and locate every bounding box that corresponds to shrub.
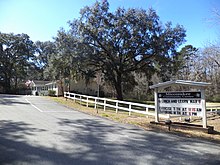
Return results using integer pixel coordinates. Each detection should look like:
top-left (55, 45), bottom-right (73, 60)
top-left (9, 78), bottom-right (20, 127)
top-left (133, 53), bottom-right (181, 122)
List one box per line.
top-left (213, 94), bottom-right (220, 102)
top-left (48, 90), bottom-right (56, 96)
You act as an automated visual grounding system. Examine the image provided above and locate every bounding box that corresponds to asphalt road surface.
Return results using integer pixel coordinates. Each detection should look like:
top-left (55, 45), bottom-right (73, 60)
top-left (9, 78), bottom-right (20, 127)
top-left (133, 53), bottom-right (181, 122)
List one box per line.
top-left (0, 94), bottom-right (220, 165)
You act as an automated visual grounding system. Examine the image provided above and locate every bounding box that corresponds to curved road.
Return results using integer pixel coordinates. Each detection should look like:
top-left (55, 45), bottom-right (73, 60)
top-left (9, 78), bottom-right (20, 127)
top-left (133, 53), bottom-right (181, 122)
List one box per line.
top-left (0, 94), bottom-right (220, 165)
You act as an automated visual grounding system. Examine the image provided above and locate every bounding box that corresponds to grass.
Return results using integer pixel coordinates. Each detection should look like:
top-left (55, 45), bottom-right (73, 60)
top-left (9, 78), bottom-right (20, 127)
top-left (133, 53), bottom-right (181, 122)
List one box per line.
top-left (124, 98), bottom-right (155, 105)
top-left (207, 102), bottom-right (220, 106)
top-left (48, 96), bottom-right (220, 143)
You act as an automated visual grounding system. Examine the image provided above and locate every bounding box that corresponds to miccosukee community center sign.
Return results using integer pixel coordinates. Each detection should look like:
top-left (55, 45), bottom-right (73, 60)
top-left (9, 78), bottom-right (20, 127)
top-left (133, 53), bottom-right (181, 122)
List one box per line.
top-left (158, 91), bottom-right (202, 117)
top-left (150, 80), bottom-right (211, 128)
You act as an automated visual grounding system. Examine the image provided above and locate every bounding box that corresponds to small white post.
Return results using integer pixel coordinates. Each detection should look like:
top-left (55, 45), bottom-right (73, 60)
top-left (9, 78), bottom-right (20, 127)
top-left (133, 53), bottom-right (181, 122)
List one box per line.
top-left (104, 99), bottom-right (106, 111)
top-left (146, 107), bottom-right (148, 118)
top-left (64, 92), bottom-right (67, 101)
top-left (154, 88), bottom-right (159, 122)
top-left (116, 101), bottom-right (118, 113)
top-left (94, 98), bottom-right (97, 109)
top-left (86, 97), bottom-right (89, 107)
top-left (74, 94), bottom-right (76, 102)
top-left (129, 104), bottom-right (131, 116)
top-left (201, 88), bottom-right (207, 128)
top-left (80, 95), bottom-right (82, 105)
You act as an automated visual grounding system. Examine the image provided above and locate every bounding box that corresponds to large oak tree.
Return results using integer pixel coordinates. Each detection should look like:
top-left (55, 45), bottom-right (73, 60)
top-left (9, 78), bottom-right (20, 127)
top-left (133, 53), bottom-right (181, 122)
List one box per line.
top-left (69, 1), bottom-right (186, 100)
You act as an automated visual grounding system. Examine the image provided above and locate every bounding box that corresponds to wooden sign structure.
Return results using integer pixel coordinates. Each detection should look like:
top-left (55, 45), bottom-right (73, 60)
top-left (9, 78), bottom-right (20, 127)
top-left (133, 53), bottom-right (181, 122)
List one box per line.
top-left (150, 80), bottom-right (211, 128)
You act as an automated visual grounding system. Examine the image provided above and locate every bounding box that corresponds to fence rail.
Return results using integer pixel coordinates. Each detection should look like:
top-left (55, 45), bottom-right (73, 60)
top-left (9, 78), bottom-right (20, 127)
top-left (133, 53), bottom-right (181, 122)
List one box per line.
top-left (64, 92), bottom-right (220, 118)
top-left (64, 92), bottom-right (155, 116)
top-left (207, 106), bottom-right (220, 114)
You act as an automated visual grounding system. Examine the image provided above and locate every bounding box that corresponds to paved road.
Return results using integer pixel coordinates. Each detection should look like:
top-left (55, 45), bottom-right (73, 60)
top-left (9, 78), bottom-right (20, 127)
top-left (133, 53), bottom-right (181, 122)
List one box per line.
top-left (0, 94), bottom-right (220, 165)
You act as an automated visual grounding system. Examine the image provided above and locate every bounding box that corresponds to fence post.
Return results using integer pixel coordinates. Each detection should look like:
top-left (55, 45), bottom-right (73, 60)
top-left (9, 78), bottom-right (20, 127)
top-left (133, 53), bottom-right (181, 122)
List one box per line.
top-left (104, 99), bottom-right (106, 111)
top-left (146, 107), bottom-right (148, 117)
top-left (94, 98), bottom-right (97, 109)
top-left (129, 104), bottom-right (131, 116)
top-left (116, 101), bottom-right (118, 113)
top-left (80, 95), bottom-right (82, 105)
top-left (64, 92), bottom-right (67, 101)
top-left (74, 94), bottom-right (76, 102)
top-left (86, 97), bottom-right (89, 107)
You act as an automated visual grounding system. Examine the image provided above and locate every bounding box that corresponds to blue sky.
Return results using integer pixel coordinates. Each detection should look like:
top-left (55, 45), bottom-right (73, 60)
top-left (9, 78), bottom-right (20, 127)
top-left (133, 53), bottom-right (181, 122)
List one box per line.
top-left (0, 0), bottom-right (219, 48)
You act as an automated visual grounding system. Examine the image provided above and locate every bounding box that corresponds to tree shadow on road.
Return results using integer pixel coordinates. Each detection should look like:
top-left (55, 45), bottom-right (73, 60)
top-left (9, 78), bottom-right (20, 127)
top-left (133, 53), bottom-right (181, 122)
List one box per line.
top-left (0, 118), bottom-right (220, 165)
top-left (57, 118), bottom-right (220, 165)
top-left (0, 94), bottom-right (29, 106)
top-left (0, 120), bottom-right (108, 165)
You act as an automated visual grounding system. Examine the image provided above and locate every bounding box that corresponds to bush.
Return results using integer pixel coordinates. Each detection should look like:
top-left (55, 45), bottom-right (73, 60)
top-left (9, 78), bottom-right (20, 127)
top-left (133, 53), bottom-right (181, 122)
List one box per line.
top-left (48, 90), bottom-right (56, 96)
top-left (213, 94), bottom-right (220, 102)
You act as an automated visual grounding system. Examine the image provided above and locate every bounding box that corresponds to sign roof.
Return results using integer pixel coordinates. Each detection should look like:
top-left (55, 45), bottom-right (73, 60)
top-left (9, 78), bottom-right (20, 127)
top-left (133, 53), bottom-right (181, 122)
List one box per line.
top-left (149, 80), bottom-right (211, 89)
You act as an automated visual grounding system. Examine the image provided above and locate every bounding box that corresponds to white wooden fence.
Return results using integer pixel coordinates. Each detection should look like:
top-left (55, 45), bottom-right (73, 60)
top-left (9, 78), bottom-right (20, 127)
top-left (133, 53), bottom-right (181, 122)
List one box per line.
top-left (64, 92), bottom-right (155, 116)
top-left (64, 92), bottom-right (220, 117)
top-left (207, 106), bottom-right (220, 115)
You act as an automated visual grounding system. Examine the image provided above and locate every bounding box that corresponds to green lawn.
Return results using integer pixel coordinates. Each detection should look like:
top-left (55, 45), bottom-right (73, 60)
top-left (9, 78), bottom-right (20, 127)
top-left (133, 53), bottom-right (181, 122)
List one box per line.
top-left (207, 102), bottom-right (220, 106)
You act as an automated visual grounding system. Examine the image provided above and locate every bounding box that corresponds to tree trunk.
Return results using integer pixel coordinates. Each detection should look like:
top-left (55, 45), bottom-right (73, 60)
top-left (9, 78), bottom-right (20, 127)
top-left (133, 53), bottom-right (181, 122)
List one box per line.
top-left (114, 73), bottom-right (123, 100)
top-left (15, 76), bottom-right (18, 92)
top-left (4, 78), bottom-right (11, 93)
top-left (3, 72), bottom-right (11, 93)
top-left (60, 79), bottom-right (64, 96)
top-left (115, 83), bottom-right (123, 100)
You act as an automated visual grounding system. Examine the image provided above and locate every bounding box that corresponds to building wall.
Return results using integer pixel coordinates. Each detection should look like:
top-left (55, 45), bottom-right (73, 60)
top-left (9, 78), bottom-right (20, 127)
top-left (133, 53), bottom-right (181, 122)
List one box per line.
top-left (68, 77), bottom-right (115, 98)
top-left (46, 81), bottom-right (64, 96)
top-left (30, 78), bottom-right (115, 97)
top-left (69, 79), bottom-right (98, 96)
top-left (31, 85), bottom-right (48, 96)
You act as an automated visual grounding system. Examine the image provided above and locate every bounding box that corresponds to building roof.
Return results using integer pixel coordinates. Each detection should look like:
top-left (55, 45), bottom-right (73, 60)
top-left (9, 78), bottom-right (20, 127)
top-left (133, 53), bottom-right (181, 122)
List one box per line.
top-left (45, 81), bottom-right (57, 86)
top-left (30, 80), bottom-right (51, 87)
top-left (149, 80), bottom-right (211, 89)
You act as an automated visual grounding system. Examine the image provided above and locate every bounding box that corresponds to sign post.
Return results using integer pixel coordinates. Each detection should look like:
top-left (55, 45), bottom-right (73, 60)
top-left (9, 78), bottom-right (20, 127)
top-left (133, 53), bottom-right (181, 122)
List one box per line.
top-left (154, 88), bottom-right (159, 122)
top-left (201, 89), bottom-right (207, 128)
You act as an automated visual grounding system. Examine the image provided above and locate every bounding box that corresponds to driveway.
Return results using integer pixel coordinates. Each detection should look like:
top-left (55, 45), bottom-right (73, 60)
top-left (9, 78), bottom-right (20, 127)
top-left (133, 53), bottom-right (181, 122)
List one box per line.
top-left (0, 94), bottom-right (220, 165)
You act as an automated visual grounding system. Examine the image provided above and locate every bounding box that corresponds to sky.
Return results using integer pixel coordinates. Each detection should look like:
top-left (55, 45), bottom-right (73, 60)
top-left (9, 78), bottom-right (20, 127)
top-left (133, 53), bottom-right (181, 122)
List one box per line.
top-left (0, 0), bottom-right (219, 48)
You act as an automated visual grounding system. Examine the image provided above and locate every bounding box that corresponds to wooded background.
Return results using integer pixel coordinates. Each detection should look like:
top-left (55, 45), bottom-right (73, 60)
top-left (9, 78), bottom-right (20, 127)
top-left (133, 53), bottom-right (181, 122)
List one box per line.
top-left (0, 1), bottom-right (219, 101)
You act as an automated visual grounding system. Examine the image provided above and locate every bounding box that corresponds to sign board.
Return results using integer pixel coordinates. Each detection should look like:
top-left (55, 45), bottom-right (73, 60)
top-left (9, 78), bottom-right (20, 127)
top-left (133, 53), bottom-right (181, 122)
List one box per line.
top-left (158, 91), bottom-right (202, 117)
top-left (149, 80), bottom-right (211, 128)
